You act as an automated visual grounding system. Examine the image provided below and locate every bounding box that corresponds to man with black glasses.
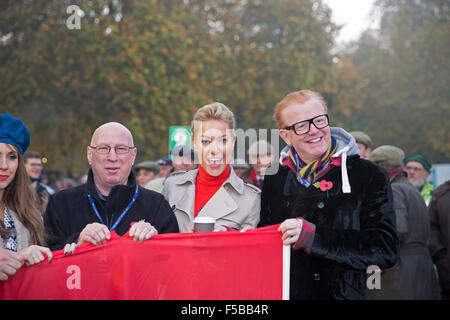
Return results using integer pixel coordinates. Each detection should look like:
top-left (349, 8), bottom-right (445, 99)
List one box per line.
top-left (44, 122), bottom-right (179, 252)
top-left (258, 90), bottom-right (399, 300)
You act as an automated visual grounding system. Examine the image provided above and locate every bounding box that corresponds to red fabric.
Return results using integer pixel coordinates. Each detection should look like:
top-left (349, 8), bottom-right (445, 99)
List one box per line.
top-left (194, 164), bottom-right (230, 216)
top-left (0, 225), bottom-right (284, 300)
top-left (388, 166), bottom-right (405, 180)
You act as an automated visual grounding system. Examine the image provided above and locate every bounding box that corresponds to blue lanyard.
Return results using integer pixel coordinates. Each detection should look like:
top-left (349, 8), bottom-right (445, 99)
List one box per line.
top-left (87, 184), bottom-right (139, 232)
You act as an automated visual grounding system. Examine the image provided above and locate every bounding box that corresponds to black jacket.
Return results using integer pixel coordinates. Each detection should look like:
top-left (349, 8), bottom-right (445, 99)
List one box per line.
top-left (44, 170), bottom-right (179, 251)
top-left (259, 156), bottom-right (399, 300)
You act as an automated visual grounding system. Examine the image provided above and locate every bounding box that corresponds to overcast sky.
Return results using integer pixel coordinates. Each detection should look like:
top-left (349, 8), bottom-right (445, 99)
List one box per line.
top-left (322, 0), bottom-right (379, 44)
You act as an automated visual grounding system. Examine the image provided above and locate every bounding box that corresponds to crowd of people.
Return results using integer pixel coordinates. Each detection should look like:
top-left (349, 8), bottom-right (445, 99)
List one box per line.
top-left (0, 89), bottom-right (448, 300)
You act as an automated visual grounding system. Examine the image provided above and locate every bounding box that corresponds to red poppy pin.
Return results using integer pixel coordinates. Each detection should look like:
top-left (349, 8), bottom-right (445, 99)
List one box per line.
top-left (319, 180), bottom-right (333, 191)
top-left (319, 180), bottom-right (333, 198)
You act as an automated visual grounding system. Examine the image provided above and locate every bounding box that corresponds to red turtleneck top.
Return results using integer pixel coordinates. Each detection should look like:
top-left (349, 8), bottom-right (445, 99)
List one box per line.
top-left (194, 164), bottom-right (231, 217)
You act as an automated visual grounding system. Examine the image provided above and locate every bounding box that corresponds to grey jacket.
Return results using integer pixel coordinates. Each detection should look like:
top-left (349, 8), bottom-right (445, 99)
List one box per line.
top-left (162, 168), bottom-right (261, 233)
top-left (366, 172), bottom-right (440, 300)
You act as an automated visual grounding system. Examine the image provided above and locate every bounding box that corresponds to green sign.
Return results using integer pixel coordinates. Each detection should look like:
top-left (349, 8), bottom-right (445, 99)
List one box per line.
top-left (169, 126), bottom-right (191, 153)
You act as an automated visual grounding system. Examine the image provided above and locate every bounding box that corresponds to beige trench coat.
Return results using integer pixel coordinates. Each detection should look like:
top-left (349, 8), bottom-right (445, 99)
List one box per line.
top-left (162, 168), bottom-right (261, 233)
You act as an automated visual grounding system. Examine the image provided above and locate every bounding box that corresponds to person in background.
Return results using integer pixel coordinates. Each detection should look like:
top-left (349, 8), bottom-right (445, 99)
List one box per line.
top-left (145, 146), bottom-right (197, 193)
top-left (241, 140), bottom-right (274, 190)
top-left (350, 131), bottom-right (373, 159)
top-left (367, 145), bottom-right (440, 300)
top-left (230, 158), bottom-right (250, 179)
top-left (23, 151), bottom-right (55, 214)
top-left (428, 180), bottom-right (450, 300)
top-left (156, 157), bottom-right (173, 179)
top-left (403, 154), bottom-right (434, 205)
top-left (170, 145), bottom-right (198, 173)
top-left (78, 173), bottom-right (88, 185)
top-left (279, 145), bottom-right (290, 164)
top-left (44, 122), bottom-right (179, 254)
top-left (134, 161), bottom-right (159, 187)
top-left (163, 102), bottom-right (260, 233)
top-left (60, 177), bottom-right (76, 190)
top-left (258, 90), bottom-right (398, 300)
top-left (0, 113), bottom-right (52, 281)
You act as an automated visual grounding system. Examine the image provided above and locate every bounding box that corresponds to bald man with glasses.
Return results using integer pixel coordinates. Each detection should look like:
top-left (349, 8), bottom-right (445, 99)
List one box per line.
top-left (44, 122), bottom-right (179, 253)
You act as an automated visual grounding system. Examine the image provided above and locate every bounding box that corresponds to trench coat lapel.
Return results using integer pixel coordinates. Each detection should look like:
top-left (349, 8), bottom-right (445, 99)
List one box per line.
top-left (174, 182), bottom-right (196, 218)
top-left (172, 170), bottom-right (197, 220)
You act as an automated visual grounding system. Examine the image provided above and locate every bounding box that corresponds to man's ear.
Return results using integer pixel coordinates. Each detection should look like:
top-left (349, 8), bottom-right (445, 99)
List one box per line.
top-left (131, 147), bottom-right (137, 165)
top-left (87, 146), bottom-right (93, 166)
top-left (279, 129), bottom-right (291, 146)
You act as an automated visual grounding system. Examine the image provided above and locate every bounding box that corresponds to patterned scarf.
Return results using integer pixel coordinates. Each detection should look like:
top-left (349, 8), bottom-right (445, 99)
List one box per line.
top-left (288, 136), bottom-right (338, 187)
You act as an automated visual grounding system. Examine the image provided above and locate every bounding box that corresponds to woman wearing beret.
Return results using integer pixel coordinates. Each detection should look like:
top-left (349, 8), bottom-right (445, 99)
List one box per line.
top-left (0, 113), bottom-right (52, 281)
top-left (162, 103), bottom-right (261, 233)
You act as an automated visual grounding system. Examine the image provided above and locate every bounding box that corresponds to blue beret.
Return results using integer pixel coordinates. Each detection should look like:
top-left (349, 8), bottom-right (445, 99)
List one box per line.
top-left (0, 113), bottom-right (31, 154)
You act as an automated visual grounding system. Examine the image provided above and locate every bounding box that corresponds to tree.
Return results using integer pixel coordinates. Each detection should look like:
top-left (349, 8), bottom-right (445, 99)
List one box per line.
top-left (343, 0), bottom-right (450, 162)
top-left (1, 0), bottom-right (352, 175)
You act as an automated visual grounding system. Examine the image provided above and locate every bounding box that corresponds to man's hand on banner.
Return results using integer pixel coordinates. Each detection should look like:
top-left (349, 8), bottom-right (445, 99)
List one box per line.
top-left (278, 218), bottom-right (303, 245)
top-left (78, 222), bottom-right (111, 246)
top-left (18, 245), bottom-right (53, 266)
top-left (129, 220), bottom-right (158, 243)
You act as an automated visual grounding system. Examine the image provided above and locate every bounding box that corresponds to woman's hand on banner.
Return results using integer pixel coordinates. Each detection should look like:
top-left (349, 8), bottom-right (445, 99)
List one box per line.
top-left (64, 242), bottom-right (78, 255)
top-left (19, 245), bottom-right (53, 266)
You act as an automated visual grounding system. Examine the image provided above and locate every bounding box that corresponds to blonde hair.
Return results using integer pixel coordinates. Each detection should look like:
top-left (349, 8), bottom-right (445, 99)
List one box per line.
top-left (273, 90), bottom-right (328, 128)
top-left (191, 102), bottom-right (236, 138)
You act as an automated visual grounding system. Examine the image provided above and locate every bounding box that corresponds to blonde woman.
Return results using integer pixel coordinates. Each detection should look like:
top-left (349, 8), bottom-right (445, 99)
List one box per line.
top-left (0, 113), bottom-right (52, 281)
top-left (163, 103), bottom-right (260, 233)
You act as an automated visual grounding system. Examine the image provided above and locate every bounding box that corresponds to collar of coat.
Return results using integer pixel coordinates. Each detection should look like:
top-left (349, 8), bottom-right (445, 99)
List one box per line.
top-left (390, 169), bottom-right (407, 183)
top-left (281, 155), bottom-right (342, 183)
top-left (85, 168), bottom-right (138, 205)
top-left (171, 167), bottom-right (245, 195)
top-left (281, 155), bottom-right (359, 197)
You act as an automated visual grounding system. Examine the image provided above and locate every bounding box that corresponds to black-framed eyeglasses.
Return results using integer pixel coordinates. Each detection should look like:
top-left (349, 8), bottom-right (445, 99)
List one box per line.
top-left (284, 114), bottom-right (329, 135)
top-left (89, 145), bottom-right (135, 155)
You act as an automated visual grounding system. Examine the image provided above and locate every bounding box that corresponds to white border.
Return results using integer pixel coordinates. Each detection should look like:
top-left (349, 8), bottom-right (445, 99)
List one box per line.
top-left (282, 244), bottom-right (291, 300)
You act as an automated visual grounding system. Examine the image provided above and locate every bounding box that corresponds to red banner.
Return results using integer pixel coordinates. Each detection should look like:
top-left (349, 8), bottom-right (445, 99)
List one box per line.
top-left (0, 225), bottom-right (288, 300)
